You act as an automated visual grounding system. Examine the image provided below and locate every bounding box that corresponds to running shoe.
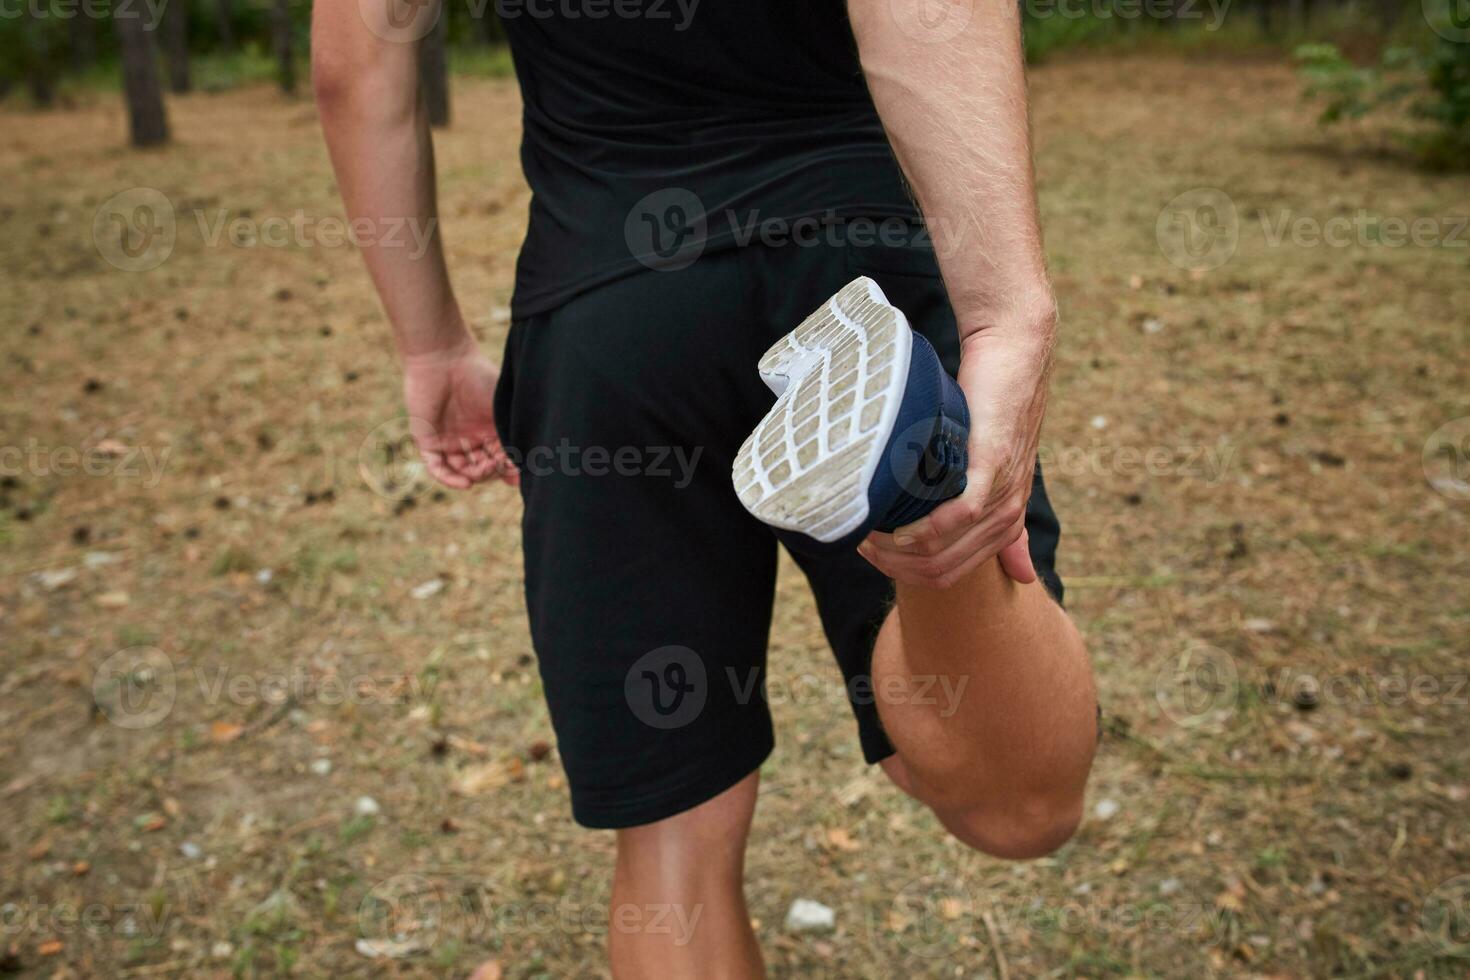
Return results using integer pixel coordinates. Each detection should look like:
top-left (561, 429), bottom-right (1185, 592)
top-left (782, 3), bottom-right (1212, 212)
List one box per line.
top-left (732, 277), bottom-right (970, 550)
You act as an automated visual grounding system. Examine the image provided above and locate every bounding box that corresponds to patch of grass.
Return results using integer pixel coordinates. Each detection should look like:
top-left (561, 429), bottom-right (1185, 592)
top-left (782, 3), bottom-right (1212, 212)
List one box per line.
top-left (211, 545), bottom-right (256, 576)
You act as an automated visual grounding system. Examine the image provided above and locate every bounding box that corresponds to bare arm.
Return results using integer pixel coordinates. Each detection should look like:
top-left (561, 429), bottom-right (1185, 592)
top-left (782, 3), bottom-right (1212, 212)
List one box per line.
top-left (849, 0), bottom-right (1055, 586)
top-left (312, 0), bottom-right (514, 488)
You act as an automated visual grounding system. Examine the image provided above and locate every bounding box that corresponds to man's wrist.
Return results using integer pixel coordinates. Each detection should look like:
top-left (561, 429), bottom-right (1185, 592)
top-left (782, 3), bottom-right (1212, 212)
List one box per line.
top-left (396, 307), bottom-right (476, 363)
top-left (955, 289), bottom-right (1058, 346)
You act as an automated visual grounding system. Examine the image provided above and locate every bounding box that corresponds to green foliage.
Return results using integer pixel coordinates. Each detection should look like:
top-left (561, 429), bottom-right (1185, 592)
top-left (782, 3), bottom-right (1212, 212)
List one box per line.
top-left (1298, 39), bottom-right (1470, 170)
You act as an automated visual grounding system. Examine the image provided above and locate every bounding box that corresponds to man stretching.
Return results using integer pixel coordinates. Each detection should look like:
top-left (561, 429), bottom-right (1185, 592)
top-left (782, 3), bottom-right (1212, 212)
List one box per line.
top-left (312, 0), bottom-right (1098, 975)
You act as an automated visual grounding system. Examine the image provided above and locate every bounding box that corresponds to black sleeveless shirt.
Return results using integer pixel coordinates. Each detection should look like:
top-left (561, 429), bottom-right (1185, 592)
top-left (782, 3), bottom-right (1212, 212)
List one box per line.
top-left (495, 0), bottom-right (920, 316)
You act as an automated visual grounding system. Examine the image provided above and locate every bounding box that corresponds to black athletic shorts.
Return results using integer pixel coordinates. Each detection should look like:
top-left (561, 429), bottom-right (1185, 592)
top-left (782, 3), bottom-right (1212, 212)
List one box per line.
top-left (493, 239), bottom-right (1065, 829)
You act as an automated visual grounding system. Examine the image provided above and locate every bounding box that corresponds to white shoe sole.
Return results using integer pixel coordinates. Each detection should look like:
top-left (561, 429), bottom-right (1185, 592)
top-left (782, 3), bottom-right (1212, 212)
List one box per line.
top-left (732, 277), bottom-right (914, 543)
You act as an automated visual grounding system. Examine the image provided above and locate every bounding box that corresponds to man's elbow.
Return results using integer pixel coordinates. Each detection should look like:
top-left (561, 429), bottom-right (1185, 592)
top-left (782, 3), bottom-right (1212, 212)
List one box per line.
top-left (310, 53), bottom-right (357, 111)
top-left (939, 794), bottom-right (1084, 861)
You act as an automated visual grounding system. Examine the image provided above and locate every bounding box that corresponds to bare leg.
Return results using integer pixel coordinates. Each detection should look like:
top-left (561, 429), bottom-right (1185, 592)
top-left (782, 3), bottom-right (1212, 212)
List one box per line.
top-left (872, 557), bottom-right (1097, 859)
top-left (608, 772), bottom-right (765, 980)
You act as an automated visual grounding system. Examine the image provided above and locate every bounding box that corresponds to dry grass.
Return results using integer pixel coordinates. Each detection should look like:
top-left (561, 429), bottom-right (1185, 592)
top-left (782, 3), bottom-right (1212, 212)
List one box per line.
top-left (1, 55), bottom-right (1467, 979)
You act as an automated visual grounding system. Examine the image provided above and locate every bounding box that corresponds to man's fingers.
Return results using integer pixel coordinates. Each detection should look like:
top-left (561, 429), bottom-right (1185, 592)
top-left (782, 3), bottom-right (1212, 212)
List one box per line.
top-left (423, 451), bottom-right (471, 490)
top-left (891, 468), bottom-right (998, 546)
top-left (997, 526), bottom-right (1037, 584)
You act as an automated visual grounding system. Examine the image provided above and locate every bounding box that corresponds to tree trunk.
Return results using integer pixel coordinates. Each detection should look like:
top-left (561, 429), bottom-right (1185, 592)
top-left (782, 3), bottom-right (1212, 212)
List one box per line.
top-left (71, 10), bottom-right (98, 71)
top-left (470, 0), bottom-right (501, 44)
top-left (23, 5), bottom-right (60, 107)
top-left (1286, 0), bottom-right (1304, 32)
top-left (215, 0), bottom-right (235, 49)
top-left (1256, 0), bottom-right (1273, 37)
top-left (272, 0), bottom-right (295, 94)
top-left (162, 0), bottom-right (191, 93)
top-left (114, 8), bottom-right (170, 146)
top-left (418, 11), bottom-right (449, 128)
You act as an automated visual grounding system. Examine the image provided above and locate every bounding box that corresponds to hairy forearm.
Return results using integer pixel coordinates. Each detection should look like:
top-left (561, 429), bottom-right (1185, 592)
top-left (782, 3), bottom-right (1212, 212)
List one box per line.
top-left (312, 20), bottom-right (468, 359)
top-left (849, 0), bottom-right (1056, 338)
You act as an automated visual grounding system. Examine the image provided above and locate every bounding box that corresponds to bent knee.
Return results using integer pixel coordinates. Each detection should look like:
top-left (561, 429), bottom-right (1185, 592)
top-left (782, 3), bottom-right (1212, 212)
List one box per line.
top-left (935, 796), bottom-right (1083, 861)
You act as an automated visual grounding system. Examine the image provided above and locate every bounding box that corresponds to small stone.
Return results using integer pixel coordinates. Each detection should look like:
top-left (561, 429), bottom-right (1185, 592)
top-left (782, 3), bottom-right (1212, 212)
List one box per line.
top-left (411, 579), bottom-right (445, 600)
top-left (354, 796), bottom-right (381, 817)
top-left (1090, 415), bottom-right (1108, 430)
top-left (94, 591), bottom-right (130, 609)
top-left (310, 758), bottom-right (333, 776)
top-left (36, 569), bottom-right (78, 591)
top-left (211, 941), bottom-right (234, 960)
top-left (784, 898), bottom-right (834, 933)
top-left (180, 842), bottom-right (203, 860)
top-left (255, 569), bottom-right (274, 585)
top-left (1159, 877), bottom-right (1183, 896)
top-left (1093, 798), bottom-right (1120, 821)
top-left (1141, 317), bottom-right (1165, 334)
top-left (83, 551), bottom-right (123, 569)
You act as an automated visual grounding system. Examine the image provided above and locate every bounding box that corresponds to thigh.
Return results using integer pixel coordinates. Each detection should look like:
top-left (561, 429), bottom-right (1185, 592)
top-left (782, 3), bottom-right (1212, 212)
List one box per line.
top-left (493, 254), bottom-right (782, 829)
top-left (761, 235), bottom-right (1067, 764)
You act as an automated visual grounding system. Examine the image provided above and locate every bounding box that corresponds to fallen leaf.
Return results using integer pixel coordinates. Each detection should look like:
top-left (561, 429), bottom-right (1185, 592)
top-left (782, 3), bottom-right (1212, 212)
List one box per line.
top-left (38, 940), bottom-right (63, 956)
top-left (210, 721), bottom-right (244, 743)
top-left (468, 960), bottom-right (503, 980)
top-left (825, 828), bottom-right (858, 852)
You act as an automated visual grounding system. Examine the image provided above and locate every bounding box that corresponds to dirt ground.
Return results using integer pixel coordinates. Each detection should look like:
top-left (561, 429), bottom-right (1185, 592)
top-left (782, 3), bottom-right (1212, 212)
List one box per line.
top-left (2, 54), bottom-right (1468, 979)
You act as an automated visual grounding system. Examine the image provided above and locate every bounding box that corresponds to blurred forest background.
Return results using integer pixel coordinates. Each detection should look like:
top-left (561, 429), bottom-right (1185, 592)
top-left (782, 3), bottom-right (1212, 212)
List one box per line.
top-left (2, 0), bottom-right (1468, 165)
top-left (2, 0), bottom-right (1468, 978)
